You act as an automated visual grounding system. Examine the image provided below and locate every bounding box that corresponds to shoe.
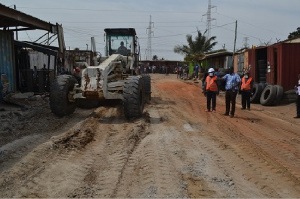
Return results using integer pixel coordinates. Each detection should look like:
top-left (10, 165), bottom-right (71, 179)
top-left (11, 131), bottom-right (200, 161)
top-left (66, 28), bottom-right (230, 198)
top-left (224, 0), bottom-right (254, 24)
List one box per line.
top-left (247, 108), bottom-right (251, 111)
top-left (205, 109), bottom-right (210, 112)
top-left (230, 115), bottom-right (234, 118)
top-left (223, 113), bottom-right (229, 116)
top-left (212, 110), bottom-right (216, 113)
top-left (241, 108), bottom-right (245, 110)
top-left (294, 116), bottom-right (300, 118)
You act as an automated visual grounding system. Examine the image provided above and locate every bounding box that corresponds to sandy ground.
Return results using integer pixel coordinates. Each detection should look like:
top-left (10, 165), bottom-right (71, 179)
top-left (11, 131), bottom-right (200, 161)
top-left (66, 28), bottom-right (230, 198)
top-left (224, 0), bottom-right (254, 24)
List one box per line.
top-left (0, 73), bottom-right (300, 198)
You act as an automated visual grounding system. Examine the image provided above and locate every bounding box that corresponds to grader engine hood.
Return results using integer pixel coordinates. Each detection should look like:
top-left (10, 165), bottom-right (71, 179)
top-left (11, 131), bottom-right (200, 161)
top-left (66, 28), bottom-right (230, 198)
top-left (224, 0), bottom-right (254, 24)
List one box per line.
top-left (80, 54), bottom-right (128, 99)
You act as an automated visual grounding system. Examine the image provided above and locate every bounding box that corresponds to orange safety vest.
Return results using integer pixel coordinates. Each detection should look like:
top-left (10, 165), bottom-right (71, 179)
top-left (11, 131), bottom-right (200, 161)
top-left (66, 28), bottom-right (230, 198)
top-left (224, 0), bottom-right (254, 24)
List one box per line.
top-left (206, 76), bottom-right (218, 91)
top-left (241, 77), bottom-right (252, 90)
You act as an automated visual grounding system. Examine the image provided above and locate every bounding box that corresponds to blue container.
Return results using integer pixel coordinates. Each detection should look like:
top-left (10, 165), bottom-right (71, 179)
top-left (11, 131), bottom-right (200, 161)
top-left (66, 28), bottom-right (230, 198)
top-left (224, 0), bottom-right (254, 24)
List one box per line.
top-left (0, 31), bottom-right (15, 94)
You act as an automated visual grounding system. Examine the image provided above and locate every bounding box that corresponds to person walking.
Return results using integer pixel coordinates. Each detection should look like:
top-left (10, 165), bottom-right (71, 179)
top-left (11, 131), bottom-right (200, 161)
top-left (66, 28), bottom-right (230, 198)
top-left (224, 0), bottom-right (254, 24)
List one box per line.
top-left (222, 67), bottom-right (241, 118)
top-left (295, 74), bottom-right (300, 118)
top-left (203, 68), bottom-right (218, 113)
top-left (240, 72), bottom-right (253, 110)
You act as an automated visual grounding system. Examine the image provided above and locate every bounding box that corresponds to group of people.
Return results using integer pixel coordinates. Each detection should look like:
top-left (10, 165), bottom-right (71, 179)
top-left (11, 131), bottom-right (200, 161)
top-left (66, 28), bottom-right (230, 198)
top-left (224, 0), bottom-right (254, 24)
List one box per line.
top-left (203, 67), bottom-right (300, 119)
top-left (203, 67), bottom-right (253, 118)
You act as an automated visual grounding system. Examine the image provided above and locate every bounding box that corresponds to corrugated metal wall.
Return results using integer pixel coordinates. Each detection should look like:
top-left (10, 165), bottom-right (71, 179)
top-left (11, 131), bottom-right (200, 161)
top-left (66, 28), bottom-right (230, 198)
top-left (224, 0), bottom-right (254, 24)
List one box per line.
top-left (280, 43), bottom-right (300, 91)
top-left (247, 49), bottom-right (257, 82)
top-left (28, 51), bottom-right (55, 70)
top-left (0, 31), bottom-right (15, 93)
top-left (267, 43), bottom-right (300, 91)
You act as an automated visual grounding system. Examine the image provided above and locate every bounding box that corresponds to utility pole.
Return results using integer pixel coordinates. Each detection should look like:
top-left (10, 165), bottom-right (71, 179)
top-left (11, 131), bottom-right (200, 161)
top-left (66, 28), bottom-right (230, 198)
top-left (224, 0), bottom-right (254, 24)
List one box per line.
top-left (203, 0), bottom-right (216, 39)
top-left (146, 15), bottom-right (154, 60)
top-left (243, 37), bottom-right (249, 48)
top-left (14, 5), bottom-right (18, 40)
top-left (232, 20), bottom-right (237, 67)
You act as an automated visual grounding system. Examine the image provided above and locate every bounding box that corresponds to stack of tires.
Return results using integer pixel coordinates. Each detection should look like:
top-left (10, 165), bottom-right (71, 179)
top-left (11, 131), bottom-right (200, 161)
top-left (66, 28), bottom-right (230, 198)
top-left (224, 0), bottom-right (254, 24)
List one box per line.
top-left (259, 84), bottom-right (284, 106)
top-left (281, 89), bottom-right (297, 104)
top-left (257, 60), bottom-right (267, 84)
top-left (250, 83), bottom-right (284, 106)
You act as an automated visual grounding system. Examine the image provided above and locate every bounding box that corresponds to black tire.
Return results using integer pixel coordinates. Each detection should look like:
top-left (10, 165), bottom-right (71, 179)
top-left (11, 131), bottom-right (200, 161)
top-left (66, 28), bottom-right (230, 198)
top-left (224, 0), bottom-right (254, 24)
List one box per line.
top-left (50, 75), bottom-right (77, 117)
top-left (250, 83), bottom-right (263, 103)
top-left (259, 82), bottom-right (268, 89)
top-left (274, 85), bottom-right (284, 105)
top-left (142, 74), bottom-right (151, 103)
top-left (123, 76), bottom-right (145, 119)
top-left (284, 89), bottom-right (297, 95)
top-left (258, 68), bottom-right (266, 73)
top-left (258, 60), bottom-right (267, 65)
top-left (259, 77), bottom-right (266, 82)
top-left (260, 85), bottom-right (277, 106)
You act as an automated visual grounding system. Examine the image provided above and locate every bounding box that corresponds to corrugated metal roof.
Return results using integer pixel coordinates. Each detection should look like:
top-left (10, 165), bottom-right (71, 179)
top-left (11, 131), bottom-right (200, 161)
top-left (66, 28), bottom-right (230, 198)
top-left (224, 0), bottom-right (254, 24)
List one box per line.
top-left (0, 3), bottom-right (55, 32)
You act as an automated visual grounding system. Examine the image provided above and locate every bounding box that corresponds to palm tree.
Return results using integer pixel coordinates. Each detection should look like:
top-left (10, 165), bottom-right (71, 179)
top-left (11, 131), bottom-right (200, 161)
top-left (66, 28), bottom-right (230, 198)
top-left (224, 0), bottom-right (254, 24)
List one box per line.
top-left (174, 30), bottom-right (217, 62)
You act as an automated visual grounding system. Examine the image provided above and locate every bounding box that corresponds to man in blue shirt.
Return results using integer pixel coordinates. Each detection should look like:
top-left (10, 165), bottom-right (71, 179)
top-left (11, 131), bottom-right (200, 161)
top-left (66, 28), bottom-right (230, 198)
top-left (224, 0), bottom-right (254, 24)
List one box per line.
top-left (222, 67), bottom-right (241, 118)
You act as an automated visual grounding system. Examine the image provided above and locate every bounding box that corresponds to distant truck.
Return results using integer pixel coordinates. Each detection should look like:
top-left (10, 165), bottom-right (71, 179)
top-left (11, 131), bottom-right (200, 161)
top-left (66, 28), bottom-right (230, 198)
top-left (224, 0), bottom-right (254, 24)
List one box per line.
top-left (50, 28), bottom-right (151, 119)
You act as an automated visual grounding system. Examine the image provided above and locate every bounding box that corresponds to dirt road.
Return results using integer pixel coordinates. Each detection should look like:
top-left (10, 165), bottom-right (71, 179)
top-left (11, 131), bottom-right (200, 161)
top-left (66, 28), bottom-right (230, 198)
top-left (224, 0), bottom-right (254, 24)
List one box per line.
top-left (0, 74), bottom-right (300, 198)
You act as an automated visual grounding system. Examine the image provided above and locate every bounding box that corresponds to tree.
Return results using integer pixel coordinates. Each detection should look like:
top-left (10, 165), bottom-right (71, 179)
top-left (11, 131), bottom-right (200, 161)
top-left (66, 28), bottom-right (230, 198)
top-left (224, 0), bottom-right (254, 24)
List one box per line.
top-left (174, 30), bottom-right (217, 62)
top-left (288, 27), bottom-right (300, 39)
top-left (152, 55), bottom-right (158, 60)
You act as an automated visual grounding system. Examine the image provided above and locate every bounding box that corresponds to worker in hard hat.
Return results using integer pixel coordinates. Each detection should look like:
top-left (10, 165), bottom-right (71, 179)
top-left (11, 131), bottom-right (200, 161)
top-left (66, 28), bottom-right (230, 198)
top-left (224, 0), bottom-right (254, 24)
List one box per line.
top-left (203, 67), bottom-right (219, 113)
top-left (240, 72), bottom-right (253, 110)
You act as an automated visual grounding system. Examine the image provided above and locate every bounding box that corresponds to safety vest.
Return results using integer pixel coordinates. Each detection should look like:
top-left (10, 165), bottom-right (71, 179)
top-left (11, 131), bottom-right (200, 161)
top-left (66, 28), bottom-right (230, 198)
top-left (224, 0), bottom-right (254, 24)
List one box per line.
top-left (241, 77), bottom-right (252, 90)
top-left (206, 76), bottom-right (218, 91)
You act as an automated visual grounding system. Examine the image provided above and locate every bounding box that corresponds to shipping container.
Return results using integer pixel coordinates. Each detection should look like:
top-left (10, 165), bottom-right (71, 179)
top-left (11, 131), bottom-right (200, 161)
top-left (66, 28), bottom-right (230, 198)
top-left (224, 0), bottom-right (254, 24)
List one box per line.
top-left (247, 47), bottom-right (267, 84)
top-left (267, 42), bottom-right (300, 91)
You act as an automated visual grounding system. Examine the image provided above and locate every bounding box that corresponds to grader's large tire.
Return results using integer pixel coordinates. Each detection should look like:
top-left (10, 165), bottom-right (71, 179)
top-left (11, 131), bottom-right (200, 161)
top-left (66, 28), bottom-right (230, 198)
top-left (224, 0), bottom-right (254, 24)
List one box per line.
top-left (142, 74), bottom-right (151, 103)
top-left (50, 75), bottom-right (77, 117)
top-left (123, 76), bottom-right (145, 119)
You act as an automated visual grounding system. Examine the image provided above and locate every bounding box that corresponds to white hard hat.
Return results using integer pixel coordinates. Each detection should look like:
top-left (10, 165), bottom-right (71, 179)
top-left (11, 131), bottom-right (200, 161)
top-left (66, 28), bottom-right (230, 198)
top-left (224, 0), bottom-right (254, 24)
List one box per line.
top-left (208, 68), bottom-right (215, 73)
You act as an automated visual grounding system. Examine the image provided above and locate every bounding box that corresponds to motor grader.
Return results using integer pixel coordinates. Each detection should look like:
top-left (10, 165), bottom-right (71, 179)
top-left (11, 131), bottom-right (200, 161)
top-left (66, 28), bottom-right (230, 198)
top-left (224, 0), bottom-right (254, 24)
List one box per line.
top-left (50, 28), bottom-right (151, 119)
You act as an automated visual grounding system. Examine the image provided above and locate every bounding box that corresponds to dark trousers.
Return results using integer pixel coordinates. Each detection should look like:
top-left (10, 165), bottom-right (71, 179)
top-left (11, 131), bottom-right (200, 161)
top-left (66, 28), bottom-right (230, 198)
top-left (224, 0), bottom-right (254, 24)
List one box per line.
top-left (297, 95), bottom-right (300, 117)
top-left (241, 90), bottom-right (251, 109)
top-left (225, 90), bottom-right (238, 116)
top-left (207, 91), bottom-right (216, 111)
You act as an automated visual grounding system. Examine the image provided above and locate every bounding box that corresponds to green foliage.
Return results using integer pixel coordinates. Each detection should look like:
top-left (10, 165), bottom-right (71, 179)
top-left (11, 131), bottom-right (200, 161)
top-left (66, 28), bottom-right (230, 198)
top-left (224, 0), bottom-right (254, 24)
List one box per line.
top-left (173, 30), bottom-right (217, 62)
top-left (152, 55), bottom-right (158, 60)
top-left (288, 27), bottom-right (300, 39)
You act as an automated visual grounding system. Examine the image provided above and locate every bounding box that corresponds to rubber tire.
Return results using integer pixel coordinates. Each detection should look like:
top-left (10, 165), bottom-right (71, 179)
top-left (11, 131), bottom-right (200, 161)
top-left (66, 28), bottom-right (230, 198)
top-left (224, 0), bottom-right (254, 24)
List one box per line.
top-left (50, 75), bottom-right (77, 117)
top-left (250, 83), bottom-right (263, 103)
top-left (274, 85), bottom-right (284, 105)
top-left (142, 74), bottom-right (151, 103)
top-left (123, 76), bottom-right (145, 119)
top-left (260, 85), bottom-right (277, 106)
top-left (284, 89), bottom-right (297, 95)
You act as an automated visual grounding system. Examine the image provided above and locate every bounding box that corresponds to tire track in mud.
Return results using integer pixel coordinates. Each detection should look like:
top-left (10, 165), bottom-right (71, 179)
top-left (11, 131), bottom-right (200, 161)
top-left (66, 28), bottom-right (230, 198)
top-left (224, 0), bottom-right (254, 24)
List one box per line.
top-left (65, 107), bottom-right (151, 198)
top-left (155, 80), bottom-right (299, 197)
top-left (215, 111), bottom-right (300, 181)
top-left (112, 107), bottom-right (186, 198)
top-left (162, 107), bottom-right (238, 198)
top-left (7, 116), bottom-right (99, 198)
top-left (204, 112), bottom-right (300, 197)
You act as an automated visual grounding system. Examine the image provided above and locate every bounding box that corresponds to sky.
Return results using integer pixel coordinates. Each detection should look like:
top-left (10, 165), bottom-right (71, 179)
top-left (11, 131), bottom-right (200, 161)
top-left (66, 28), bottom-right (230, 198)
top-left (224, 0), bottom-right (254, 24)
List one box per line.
top-left (1, 0), bottom-right (299, 61)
